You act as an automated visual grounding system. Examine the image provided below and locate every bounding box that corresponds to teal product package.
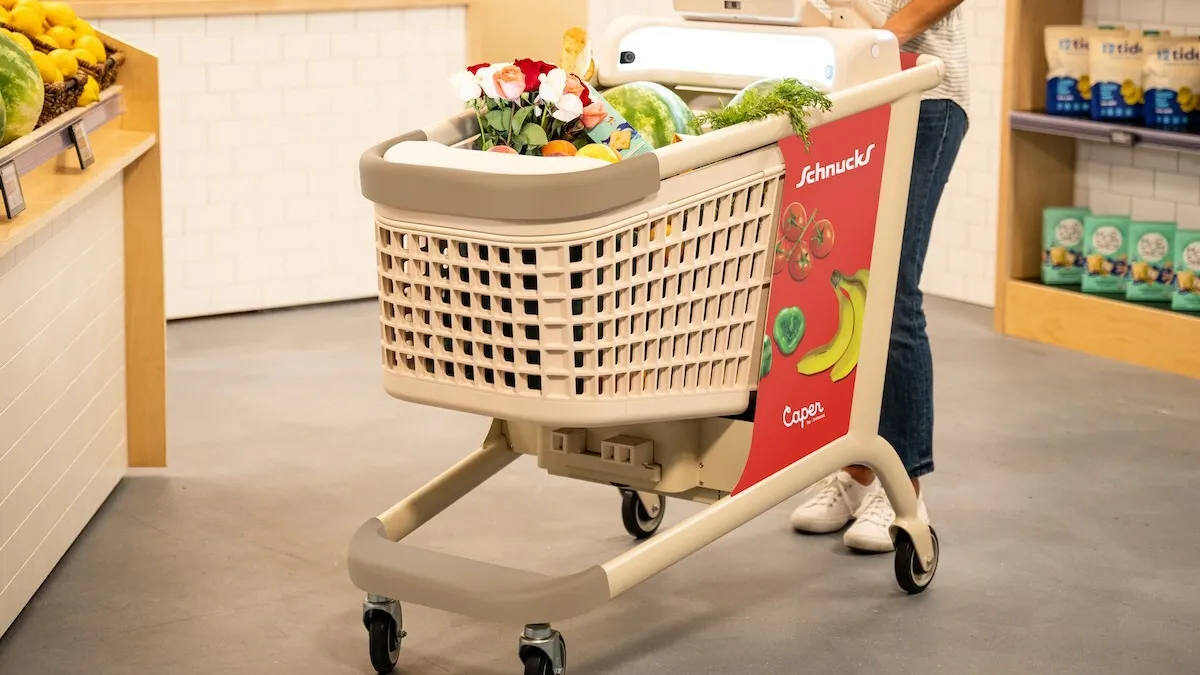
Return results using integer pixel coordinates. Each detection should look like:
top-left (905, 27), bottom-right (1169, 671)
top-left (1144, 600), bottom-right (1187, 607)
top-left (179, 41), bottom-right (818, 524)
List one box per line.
top-left (1082, 215), bottom-right (1131, 294)
top-left (1172, 229), bottom-right (1200, 312)
top-left (1125, 221), bottom-right (1177, 302)
top-left (580, 83), bottom-right (655, 160)
top-left (1042, 207), bottom-right (1090, 285)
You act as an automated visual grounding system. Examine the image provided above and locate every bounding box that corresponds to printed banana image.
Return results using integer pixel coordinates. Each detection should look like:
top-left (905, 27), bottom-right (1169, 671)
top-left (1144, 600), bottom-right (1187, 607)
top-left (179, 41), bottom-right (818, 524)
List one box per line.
top-left (830, 271), bottom-right (868, 383)
top-left (795, 269), bottom-right (869, 378)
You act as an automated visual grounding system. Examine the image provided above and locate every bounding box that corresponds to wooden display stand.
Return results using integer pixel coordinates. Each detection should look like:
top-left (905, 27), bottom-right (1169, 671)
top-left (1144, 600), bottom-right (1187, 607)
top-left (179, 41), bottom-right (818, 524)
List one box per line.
top-left (996, 0), bottom-right (1200, 380)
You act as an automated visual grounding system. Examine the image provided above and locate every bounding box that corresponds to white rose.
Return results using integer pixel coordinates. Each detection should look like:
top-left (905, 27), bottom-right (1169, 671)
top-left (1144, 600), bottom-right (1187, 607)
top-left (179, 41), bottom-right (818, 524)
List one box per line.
top-left (552, 93), bottom-right (583, 122)
top-left (476, 63), bottom-right (508, 99)
top-left (538, 68), bottom-right (568, 104)
top-left (448, 70), bottom-right (482, 102)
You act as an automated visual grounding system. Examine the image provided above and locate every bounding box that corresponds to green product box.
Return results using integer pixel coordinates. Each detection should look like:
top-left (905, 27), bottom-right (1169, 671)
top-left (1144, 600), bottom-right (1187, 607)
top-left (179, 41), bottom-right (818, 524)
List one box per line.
top-left (1082, 215), bottom-right (1131, 295)
top-left (1126, 221), bottom-right (1177, 302)
top-left (1172, 229), bottom-right (1200, 312)
top-left (1042, 207), bottom-right (1090, 285)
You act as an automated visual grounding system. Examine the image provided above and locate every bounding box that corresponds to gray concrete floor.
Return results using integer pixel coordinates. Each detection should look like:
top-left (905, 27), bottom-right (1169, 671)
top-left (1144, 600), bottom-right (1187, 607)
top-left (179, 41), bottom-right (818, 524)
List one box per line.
top-left (1, 298), bottom-right (1198, 674)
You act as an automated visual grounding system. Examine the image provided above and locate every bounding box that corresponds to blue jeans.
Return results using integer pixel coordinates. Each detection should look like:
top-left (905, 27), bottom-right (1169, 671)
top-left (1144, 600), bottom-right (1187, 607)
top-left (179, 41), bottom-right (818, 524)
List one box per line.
top-left (879, 99), bottom-right (968, 479)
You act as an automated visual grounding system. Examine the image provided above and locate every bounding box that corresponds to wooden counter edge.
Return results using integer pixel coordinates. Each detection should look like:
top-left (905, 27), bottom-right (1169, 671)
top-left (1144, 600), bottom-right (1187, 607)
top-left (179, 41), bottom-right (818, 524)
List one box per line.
top-left (73, 0), bottom-right (469, 19)
top-left (104, 31), bottom-right (168, 469)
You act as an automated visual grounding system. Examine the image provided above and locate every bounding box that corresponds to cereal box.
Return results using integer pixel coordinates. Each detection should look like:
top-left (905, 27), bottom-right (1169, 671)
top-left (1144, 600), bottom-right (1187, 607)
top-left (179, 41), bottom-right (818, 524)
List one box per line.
top-left (1042, 206), bottom-right (1089, 285)
top-left (1172, 229), bottom-right (1200, 312)
top-left (1125, 221), bottom-right (1176, 302)
top-left (1082, 215), bottom-right (1131, 294)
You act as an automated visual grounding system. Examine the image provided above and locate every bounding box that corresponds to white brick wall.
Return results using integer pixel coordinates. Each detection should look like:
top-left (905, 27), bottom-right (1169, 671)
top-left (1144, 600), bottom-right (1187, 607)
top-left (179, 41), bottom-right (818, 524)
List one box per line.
top-left (0, 179), bottom-right (129, 637)
top-left (1076, 0), bottom-right (1200, 231)
top-left (590, 0), bottom-right (1005, 306)
top-left (90, 8), bottom-right (468, 319)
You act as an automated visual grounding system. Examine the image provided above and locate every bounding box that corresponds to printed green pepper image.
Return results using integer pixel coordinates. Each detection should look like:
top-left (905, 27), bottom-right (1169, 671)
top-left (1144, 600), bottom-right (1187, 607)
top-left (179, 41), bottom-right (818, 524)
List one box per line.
top-left (773, 306), bottom-right (806, 357)
top-left (760, 335), bottom-right (773, 379)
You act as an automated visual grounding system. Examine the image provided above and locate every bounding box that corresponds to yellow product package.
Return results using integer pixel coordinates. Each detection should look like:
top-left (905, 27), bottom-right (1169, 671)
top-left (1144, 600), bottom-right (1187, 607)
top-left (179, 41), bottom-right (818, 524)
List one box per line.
top-left (1144, 37), bottom-right (1200, 132)
top-left (1045, 26), bottom-right (1093, 116)
top-left (1090, 28), bottom-right (1145, 122)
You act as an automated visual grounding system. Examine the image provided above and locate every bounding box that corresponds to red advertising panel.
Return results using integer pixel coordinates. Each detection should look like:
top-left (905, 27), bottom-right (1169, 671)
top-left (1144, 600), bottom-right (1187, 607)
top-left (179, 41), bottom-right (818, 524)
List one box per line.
top-left (733, 105), bottom-right (893, 495)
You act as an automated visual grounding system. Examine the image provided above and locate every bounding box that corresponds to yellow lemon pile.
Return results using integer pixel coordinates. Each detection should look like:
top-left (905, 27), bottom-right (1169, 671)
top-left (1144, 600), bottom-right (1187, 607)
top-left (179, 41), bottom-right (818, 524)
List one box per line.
top-left (0, 0), bottom-right (106, 107)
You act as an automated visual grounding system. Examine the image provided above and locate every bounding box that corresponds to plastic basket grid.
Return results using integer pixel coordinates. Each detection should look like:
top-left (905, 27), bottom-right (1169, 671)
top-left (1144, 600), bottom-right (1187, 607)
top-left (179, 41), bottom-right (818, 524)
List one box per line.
top-left (376, 174), bottom-right (784, 405)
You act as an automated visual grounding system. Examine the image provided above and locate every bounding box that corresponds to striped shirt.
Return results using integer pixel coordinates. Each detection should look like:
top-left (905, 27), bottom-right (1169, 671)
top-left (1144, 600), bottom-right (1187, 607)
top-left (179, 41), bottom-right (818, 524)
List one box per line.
top-left (816, 0), bottom-right (971, 112)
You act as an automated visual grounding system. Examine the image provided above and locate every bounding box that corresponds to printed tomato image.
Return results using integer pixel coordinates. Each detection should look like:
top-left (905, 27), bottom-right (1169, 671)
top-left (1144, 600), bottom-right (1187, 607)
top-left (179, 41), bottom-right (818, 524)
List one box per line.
top-left (780, 202), bottom-right (807, 242)
top-left (788, 242), bottom-right (813, 282)
top-left (810, 219), bottom-right (835, 258)
top-left (773, 246), bottom-right (789, 276)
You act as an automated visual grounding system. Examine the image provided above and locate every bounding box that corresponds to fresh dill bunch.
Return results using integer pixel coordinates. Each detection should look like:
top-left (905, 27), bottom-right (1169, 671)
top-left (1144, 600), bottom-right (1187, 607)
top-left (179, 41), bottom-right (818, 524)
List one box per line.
top-left (699, 79), bottom-right (833, 147)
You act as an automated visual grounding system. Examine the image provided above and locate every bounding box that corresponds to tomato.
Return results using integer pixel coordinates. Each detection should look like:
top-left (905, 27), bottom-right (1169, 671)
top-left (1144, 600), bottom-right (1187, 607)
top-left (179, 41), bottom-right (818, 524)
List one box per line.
top-left (773, 247), bottom-right (788, 276)
top-left (780, 202), bottom-right (807, 242)
top-left (809, 219), bottom-right (835, 259)
top-left (788, 243), bottom-right (812, 282)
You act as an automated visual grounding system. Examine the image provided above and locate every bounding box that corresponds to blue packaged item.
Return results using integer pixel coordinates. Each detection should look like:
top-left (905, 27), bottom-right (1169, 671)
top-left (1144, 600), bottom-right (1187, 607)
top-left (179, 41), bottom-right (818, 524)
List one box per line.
top-left (1044, 26), bottom-right (1092, 117)
top-left (1143, 38), bottom-right (1200, 132)
top-left (1090, 30), bottom-right (1145, 122)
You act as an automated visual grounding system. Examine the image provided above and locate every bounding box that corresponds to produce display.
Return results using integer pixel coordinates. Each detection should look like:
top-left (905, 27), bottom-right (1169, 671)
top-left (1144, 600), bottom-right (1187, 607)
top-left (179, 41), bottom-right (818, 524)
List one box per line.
top-left (0, 0), bottom-right (120, 146)
top-left (446, 26), bottom-right (830, 161)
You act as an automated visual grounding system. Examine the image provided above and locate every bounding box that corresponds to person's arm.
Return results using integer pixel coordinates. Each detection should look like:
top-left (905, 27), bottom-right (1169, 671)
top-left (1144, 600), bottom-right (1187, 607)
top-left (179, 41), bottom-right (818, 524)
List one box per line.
top-left (883, 0), bottom-right (968, 45)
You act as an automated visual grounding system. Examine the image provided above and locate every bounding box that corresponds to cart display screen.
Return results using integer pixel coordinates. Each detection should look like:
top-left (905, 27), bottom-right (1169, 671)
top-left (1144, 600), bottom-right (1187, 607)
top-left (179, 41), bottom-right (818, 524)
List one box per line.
top-left (614, 26), bottom-right (836, 89)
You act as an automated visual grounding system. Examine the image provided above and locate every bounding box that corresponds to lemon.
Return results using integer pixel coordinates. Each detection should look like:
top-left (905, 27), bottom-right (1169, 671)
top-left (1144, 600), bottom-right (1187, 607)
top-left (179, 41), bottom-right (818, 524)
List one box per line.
top-left (48, 47), bottom-right (75, 76)
top-left (76, 34), bottom-right (104, 62)
top-left (71, 18), bottom-right (95, 38)
top-left (77, 74), bottom-right (99, 106)
top-left (0, 7), bottom-right (9, 22)
top-left (31, 50), bottom-right (61, 83)
top-left (0, 0), bottom-right (14, 9)
top-left (45, 24), bottom-right (73, 48)
top-left (10, 6), bottom-right (43, 35)
top-left (576, 143), bottom-right (621, 163)
top-left (10, 31), bottom-right (34, 53)
top-left (70, 47), bottom-right (94, 66)
top-left (14, 0), bottom-right (44, 19)
top-left (42, 1), bottom-right (73, 26)
top-left (39, 34), bottom-right (57, 49)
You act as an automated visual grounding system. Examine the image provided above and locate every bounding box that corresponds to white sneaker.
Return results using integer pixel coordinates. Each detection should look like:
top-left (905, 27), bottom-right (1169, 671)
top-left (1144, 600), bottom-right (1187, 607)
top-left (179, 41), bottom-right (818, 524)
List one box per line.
top-left (790, 471), bottom-right (873, 534)
top-left (843, 486), bottom-right (930, 553)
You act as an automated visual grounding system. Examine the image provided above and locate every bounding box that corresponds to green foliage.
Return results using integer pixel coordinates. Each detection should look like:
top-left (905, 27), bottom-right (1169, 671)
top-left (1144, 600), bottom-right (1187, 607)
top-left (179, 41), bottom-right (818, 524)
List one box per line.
top-left (700, 79), bottom-right (832, 147)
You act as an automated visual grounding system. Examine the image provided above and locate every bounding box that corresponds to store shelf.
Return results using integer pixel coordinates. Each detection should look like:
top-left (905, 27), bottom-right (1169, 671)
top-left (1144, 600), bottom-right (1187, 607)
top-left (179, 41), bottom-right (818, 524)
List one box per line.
top-left (1010, 110), bottom-right (1200, 154)
top-left (0, 125), bottom-right (157, 258)
top-left (0, 86), bottom-right (124, 177)
top-left (1000, 279), bottom-right (1200, 379)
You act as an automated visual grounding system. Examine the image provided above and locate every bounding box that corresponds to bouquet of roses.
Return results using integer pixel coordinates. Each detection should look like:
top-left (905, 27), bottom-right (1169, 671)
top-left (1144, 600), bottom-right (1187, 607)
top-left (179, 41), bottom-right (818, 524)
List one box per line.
top-left (449, 59), bottom-right (609, 155)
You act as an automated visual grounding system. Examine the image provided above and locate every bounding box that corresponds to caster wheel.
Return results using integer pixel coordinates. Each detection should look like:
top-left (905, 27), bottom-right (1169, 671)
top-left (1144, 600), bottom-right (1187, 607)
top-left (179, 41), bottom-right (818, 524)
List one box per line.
top-left (621, 490), bottom-right (665, 540)
top-left (523, 653), bottom-right (555, 675)
top-left (894, 525), bottom-right (939, 595)
top-left (367, 612), bottom-right (401, 674)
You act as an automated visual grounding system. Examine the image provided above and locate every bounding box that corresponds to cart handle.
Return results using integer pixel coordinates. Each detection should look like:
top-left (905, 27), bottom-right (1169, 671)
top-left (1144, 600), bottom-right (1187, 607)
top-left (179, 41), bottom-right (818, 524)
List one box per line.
top-left (654, 55), bottom-right (946, 179)
top-left (359, 119), bottom-right (662, 222)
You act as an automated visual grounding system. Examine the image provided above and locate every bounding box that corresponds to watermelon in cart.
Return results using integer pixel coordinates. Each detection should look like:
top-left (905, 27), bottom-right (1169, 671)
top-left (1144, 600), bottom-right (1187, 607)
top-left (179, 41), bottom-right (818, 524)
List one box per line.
top-left (602, 81), bottom-right (701, 149)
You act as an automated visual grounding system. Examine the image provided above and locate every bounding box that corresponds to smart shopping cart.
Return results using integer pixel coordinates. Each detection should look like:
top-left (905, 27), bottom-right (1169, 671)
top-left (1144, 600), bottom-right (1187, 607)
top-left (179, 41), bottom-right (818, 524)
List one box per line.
top-left (350, 1), bottom-right (944, 673)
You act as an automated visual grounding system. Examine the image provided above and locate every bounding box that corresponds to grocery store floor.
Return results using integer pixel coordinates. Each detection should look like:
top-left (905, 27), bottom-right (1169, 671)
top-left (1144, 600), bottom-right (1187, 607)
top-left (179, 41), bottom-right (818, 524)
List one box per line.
top-left (1, 298), bottom-right (1198, 675)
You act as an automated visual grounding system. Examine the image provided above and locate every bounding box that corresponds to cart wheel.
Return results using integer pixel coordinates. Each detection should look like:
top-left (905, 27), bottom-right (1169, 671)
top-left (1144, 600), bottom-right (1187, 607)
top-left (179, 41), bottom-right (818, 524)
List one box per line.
top-left (621, 490), bottom-right (665, 540)
top-left (367, 612), bottom-right (401, 674)
top-left (894, 526), bottom-right (939, 595)
top-left (522, 652), bottom-right (555, 675)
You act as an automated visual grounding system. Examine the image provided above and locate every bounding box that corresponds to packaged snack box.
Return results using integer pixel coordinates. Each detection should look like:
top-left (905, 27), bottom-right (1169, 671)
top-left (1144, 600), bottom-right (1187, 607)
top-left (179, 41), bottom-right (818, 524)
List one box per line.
top-left (1045, 26), bottom-right (1093, 117)
top-left (1082, 215), bottom-right (1131, 294)
top-left (1126, 221), bottom-right (1176, 302)
top-left (1143, 38), bottom-right (1200, 132)
top-left (1042, 206), bottom-right (1089, 285)
top-left (1091, 29), bottom-right (1146, 122)
top-left (1172, 229), bottom-right (1200, 312)
top-left (581, 82), bottom-right (655, 160)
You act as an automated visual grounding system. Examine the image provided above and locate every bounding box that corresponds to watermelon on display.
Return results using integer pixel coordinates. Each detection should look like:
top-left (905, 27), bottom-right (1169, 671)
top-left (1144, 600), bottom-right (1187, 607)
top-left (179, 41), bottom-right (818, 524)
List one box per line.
top-left (729, 77), bottom-right (785, 107)
top-left (601, 81), bottom-right (701, 149)
top-left (0, 34), bottom-right (44, 146)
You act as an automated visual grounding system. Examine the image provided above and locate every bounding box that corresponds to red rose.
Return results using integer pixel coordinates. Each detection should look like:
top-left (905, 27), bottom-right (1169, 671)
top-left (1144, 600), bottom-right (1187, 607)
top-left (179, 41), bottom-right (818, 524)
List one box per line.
top-left (514, 58), bottom-right (558, 93)
top-left (466, 62), bottom-right (490, 75)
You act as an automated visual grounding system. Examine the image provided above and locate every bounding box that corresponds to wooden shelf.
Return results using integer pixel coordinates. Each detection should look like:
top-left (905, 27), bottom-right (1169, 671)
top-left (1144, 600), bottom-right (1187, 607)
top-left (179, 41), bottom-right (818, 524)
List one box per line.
top-left (0, 124), bottom-right (157, 259)
top-left (1010, 110), bottom-right (1200, 154)
top-left (0, 87), bottom-right (124, 177)
top-left (1001, 280), bottom-right (1200, 379)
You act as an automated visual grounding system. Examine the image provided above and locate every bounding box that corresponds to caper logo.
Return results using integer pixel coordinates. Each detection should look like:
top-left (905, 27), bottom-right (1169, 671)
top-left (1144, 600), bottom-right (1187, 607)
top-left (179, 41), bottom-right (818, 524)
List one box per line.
top-left (783, 402), bottom-right (826, 429)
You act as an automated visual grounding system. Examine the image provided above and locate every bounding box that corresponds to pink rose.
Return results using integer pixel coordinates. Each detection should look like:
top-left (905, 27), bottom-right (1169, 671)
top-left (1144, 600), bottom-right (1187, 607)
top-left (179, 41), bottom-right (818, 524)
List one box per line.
top-left (563, 74), bottom-right (592, 105)
top-left (580, 102), bottom-right (609, 130)
top-left (492, 65), bottom-right (526, 101)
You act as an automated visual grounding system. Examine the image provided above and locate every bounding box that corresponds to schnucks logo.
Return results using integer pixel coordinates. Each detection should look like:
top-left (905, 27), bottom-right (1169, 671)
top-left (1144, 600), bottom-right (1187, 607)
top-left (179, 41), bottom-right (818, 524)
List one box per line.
top-left (796, 143), bottom-right (877, 188)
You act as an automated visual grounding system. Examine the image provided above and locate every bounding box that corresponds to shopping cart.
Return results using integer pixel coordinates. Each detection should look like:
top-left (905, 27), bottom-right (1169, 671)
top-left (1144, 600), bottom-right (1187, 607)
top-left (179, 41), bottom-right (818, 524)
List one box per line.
top-left (350, 1), bottom-right (943, 673)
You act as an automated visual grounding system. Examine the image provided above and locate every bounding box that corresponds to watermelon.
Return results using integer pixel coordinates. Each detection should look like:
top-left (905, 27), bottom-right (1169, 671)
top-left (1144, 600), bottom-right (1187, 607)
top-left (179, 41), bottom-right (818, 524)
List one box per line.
top-left (729, 77), bottom-right (785, 108)
top-left (0, 34), bottom-right (44, 146)
top-left (601, 81), bottom-right (700, 149)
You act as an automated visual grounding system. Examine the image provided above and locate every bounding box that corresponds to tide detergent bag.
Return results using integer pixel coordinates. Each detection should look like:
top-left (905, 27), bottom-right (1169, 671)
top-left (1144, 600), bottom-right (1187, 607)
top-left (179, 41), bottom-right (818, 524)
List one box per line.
top-left (1144, 38), bottom-right (1200, 132)
top-left (1091, 29), bottom-right (1145, 122)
